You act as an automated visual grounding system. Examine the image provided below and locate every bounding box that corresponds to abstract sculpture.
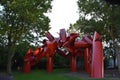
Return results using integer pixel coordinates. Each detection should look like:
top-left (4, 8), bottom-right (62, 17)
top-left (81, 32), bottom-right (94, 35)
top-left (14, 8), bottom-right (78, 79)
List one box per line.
top-left (23, 29), bottom-right (104, 78)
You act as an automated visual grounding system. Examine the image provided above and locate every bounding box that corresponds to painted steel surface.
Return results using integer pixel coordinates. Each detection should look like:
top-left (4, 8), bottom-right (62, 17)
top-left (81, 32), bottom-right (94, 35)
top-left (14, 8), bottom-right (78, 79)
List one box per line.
top-left (23, 29), bottom-right (104, 78)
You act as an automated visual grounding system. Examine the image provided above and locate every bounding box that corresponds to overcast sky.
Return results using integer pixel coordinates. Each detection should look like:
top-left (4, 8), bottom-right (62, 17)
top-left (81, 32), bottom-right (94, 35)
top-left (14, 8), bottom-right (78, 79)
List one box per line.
top-left (47, 0), bottom-right (79, 37)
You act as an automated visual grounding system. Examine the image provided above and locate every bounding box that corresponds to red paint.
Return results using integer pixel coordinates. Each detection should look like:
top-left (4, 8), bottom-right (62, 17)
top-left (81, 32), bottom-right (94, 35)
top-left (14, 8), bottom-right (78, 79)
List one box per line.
top-left (23, 62), bottom-right (31, 73)
top-left (46, 57), bottom-right (53, 73)
top-left (60, 29), bottom-right (67, 43)
top-left (91, 32), bottom-right (104, 78)
top-left (84, 48), bottom-right (90, 73)
top-left (82, 34), bottom-right (93, 44)
top-left (74, 41), bottom-right (90, 48)
top-left (45, 32), bottom-right (54, 41)
top-left (23, 29), bottom-right (104, 78)
top-left (70, 56), bottom-right (77, 72)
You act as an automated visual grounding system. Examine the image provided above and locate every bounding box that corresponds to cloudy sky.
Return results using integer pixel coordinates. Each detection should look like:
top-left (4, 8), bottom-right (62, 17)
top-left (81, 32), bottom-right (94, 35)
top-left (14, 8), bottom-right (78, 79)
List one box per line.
top-left (47, 0), bottom-right (79, 37)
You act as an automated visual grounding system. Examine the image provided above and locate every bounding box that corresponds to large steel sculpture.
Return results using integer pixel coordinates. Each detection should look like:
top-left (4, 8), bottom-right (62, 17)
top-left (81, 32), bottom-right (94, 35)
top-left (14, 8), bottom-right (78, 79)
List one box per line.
top-left (23, 29), bottom-right (104, 78)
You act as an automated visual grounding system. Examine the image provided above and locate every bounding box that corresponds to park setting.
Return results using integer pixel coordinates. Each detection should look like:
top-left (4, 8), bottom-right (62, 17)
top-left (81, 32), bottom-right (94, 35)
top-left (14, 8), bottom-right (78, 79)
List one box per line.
top-left (0, 0), bottom-right (120, 80)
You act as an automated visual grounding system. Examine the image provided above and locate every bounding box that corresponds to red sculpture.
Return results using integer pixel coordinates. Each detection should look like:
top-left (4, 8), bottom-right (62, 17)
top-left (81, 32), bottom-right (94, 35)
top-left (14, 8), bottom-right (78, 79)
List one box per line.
top-left (23, 29), bottom-right (104, 78)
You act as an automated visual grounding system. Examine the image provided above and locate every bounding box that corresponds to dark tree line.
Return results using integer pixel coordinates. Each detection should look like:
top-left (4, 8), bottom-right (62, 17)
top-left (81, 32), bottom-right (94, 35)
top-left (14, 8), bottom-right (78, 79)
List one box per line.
top-left (0, 0), bottom-right (52, 75)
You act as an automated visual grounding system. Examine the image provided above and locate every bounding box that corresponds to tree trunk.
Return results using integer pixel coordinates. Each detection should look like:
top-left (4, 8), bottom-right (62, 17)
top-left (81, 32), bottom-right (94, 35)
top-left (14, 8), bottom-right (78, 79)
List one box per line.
top-left (117, 52), bottom-right (120, 72)
top-left (113, 55), bottom-right (116, 68)
top-left (109, 5), bottom-right (120, 72)
top-left (7, 33), bottom-right (15, 75)
top-left (110, 33), bottom-right (120, 72)
top-left (109, 25), bottom-right (120, 72)
top-left (7, 51), bottom-right (13, 75)
top-left (113, 43), bottom-right (120, 72)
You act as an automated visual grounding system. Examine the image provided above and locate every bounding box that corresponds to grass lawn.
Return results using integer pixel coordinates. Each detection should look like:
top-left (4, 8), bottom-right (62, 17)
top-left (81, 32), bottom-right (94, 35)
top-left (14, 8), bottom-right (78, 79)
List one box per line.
top-left (13, 68), bottom-right (119, 80)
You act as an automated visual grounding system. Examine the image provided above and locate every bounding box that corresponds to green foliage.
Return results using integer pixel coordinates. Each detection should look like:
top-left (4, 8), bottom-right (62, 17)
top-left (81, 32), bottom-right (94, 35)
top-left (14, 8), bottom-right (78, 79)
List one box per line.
top-left (67, 0), bottom-right (120, 72)
top-left (0, 0), bottom-right (52, 45)
top-left (0, 46), bottom-right (7, 70)
top-left (69, 0), bottom-right (120, 42)
top-left (53, 53), bottom-right (69, 68)
top-left (104, 44), bottom-right (116, 68)
top-left (0, 0), bottom-right (52, 74)
top-left (12, 41), bottom-right (36, 70)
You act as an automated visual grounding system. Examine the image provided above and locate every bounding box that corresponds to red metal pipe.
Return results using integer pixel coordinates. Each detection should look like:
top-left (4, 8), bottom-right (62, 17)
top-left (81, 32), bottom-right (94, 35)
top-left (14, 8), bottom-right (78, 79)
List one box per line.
top-left (23, 29), bottom-right (104, 79)
top-left (70, 56), bottom-right (77, 72)
top-left (82, 34), bottom-right (93, 45)
top-left (91, 32), bottom-right (104, 78)
top-left (84, 48), bottom-right (90, 73)
top-left (45, 32), bottom-right (54, 41)
top-left (60, 29), bottom-right (67, 43)
top-left (74, 41), bottom-right (90, 48)
top-left (46, 57), bottom-right (53, 73)
top-left (88, 47), bottom-right (92, 73)
top-left (23, 62), bottom-right (31, 73)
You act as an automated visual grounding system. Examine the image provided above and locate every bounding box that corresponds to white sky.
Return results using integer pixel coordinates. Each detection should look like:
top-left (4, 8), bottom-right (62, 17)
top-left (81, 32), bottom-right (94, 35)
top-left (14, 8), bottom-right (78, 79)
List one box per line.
top-left (47, 0), bottom-right (79, 37)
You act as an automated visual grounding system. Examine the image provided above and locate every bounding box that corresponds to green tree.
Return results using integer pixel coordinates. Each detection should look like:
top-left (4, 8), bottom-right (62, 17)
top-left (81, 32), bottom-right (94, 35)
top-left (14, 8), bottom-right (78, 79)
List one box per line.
top-left (12, 41), bottom-right (36, 70)
top-left (104, 44), bottom-right (116, 68)
top-left (0, 0), bottom-right (52, 75)
top-left (68, 0), bottom-right (120, 72)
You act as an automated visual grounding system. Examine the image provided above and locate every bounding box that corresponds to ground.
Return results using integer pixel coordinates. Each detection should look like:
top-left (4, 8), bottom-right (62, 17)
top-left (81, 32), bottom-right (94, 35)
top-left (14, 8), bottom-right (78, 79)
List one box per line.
top-left (0, 69), bottom-right (120, 80)
top-left (64, 69), bottom-right (120, 79)
top-left (0, 72), bottom-right (14, 80)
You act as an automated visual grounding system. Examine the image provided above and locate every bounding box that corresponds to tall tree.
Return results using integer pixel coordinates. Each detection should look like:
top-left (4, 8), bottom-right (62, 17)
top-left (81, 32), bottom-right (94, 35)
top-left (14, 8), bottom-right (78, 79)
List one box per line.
top-left (0, 0), bottom-right (52, 75)
top-left (68, 0), bottom-right (120, 72)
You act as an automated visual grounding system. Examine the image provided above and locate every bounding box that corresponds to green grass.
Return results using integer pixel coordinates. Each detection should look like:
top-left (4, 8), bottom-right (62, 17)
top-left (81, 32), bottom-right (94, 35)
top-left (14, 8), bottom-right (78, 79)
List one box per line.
top-left (14, 68), bottom-right (80, 80)
top-left (13, 69), bottom-right (119, 80)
